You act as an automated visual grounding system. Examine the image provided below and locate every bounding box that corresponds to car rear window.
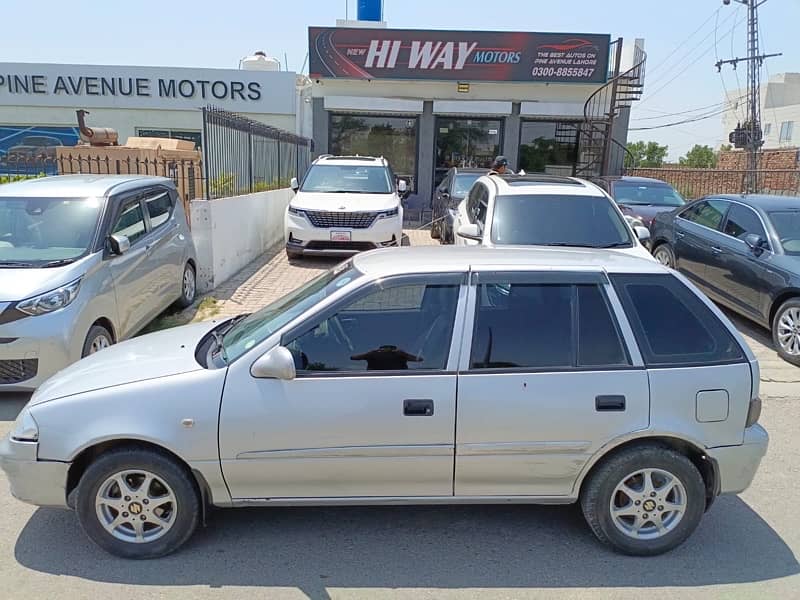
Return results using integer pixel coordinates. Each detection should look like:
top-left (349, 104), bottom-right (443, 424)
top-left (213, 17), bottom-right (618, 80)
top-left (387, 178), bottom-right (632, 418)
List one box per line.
top-left (610, 273), bottom-right (745, 367)
top-left (490, 194), bottom-right (632, 248)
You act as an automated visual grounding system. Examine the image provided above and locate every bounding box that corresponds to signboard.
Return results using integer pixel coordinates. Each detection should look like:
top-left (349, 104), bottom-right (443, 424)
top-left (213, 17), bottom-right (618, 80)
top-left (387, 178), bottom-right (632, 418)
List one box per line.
top-left (0, 63), bottom-right (297, 114)
top-left (309, 27), bottom-right (610, 84)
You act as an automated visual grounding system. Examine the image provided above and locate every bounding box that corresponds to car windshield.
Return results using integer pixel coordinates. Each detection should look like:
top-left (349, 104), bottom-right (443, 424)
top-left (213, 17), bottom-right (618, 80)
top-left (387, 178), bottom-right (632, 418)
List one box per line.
top-left (491, 194), bottom-right (633, 248)
top-left (769, 210), bottom-right (800, 255)
top-left (300, 164), bottom-right (393, 194)
top-left (452, 173), bottom-right (481, 198)
top-left (0, 196), bottom-right (103, 266)
top-left (222, 261), bottom-right (363, 362)
top-left (613, 182), bottom-right (685, 207)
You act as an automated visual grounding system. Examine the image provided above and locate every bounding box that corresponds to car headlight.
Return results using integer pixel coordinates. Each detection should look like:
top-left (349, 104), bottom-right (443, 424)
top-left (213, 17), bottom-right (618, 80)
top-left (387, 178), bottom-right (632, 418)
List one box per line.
top-left (17, 278), bottom-right (82, 316)
top-left (288, 206), bottom-right (306, 217)
top-left (11, 408), bottom-right (39, 442)
top-left (376, 207), bottom-right (399, 219)
top-left (626, 216), bottom-right (645, 229)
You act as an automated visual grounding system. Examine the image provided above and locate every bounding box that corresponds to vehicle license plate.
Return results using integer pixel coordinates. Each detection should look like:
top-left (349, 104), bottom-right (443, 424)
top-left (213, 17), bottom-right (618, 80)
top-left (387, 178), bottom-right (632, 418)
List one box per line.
top-left (331, 231), bottom-right (351, 241)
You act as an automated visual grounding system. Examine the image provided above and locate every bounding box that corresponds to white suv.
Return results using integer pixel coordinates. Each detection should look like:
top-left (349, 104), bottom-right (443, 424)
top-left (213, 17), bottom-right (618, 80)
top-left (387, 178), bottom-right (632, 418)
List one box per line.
top-left (285, 155), bottom-right (406, 258)
top-left (453, 174), bottom-right (654, 260)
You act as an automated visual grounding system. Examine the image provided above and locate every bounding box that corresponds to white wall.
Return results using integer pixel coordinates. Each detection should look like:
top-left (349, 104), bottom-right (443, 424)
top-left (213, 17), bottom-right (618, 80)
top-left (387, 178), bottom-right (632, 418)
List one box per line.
top-left (190, 188), bottom-right (292, 292)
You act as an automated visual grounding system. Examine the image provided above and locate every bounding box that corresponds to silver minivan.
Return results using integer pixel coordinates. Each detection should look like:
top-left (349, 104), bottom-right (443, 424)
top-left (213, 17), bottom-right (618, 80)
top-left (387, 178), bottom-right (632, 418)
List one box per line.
top-left (0, 247), bottom-right (767, 558)
top-left (0, 175), bottom-right (197, 390)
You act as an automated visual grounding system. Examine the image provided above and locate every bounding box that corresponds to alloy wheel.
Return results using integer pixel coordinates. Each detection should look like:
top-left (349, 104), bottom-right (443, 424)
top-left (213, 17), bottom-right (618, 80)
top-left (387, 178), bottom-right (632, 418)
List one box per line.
top-left (777, 307), bottom-right (800, 356)
top-left (609, 468), bottom-right (687, 540)
top-left (183, 267), bottom-right (196, 303)
top-left (654, 247), bottom-right (673, 268)
top-left (95, 469), bottom-right (177, 544)
top-left (89, 335), bottom-right (111, 354)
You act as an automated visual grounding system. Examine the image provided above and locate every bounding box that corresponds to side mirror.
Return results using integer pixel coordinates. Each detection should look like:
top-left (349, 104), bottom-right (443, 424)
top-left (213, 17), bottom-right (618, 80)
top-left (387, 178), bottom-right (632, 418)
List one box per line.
top-left (457, 223), bottom-right (482, 242)
top-left (251, 346), bottom-right (296, 380)
top-left (290, 177), bottom-right (299, 192)
top-left (634, 226), bottom-right (651, 244)
top-left (108, 234), bottom-right (130, 255)
top-left (745, 233), bottom-right (767, 254)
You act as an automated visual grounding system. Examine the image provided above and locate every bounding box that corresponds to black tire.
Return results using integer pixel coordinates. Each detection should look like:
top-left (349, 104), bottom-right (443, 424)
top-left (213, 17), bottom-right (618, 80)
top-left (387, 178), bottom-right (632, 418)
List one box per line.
top-left (286, 248), bottom-right (302, 260)
top-left (81, 324), bottom-right (113, 358)
top-left (652, 243), bottom-right (676, 269)
top-left (772, 297), bottom-right (800, 366)
top-left (580, 445), bottom-right (705, 556)
top-left (75, 447), bottom-right (200, 559)
top-left (174, 263), bottom-right (196, 309)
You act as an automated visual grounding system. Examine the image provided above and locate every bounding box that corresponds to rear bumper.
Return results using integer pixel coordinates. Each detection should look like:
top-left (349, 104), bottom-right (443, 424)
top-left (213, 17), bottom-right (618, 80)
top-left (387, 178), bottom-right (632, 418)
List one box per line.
top-left (0, 435), bottom-right (69, 508)
top-left (707, 424), bottom-right (769, 495)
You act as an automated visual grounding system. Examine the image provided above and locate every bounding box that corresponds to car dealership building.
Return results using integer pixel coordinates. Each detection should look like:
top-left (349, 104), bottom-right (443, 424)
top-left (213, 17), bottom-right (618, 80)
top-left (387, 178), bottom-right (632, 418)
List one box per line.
top-left (308, 25), bottom-right (645, 208)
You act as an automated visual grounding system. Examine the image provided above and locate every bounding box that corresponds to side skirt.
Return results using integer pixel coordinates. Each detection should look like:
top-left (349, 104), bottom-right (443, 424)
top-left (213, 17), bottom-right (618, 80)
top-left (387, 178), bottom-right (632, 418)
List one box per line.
top-left (225, 495), bottom-right (578, 508)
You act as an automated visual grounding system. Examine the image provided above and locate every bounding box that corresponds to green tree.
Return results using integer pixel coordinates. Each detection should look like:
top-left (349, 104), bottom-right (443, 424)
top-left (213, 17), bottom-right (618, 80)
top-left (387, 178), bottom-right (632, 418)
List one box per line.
top-left (679, 144), bottom-right (718, 168)
top-left (626, 140), bottom-right (669, 168)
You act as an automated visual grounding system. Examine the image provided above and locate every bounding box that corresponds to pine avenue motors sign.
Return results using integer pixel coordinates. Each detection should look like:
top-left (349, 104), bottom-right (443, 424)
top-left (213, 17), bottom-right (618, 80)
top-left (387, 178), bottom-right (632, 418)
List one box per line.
top-left (309, 27), bottom-right (610, 84)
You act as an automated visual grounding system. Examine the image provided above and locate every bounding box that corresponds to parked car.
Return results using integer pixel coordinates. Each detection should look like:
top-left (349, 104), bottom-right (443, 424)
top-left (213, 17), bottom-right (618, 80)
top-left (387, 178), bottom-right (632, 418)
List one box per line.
top-left (592, 176), bottom-right (686, 230)
top-left (1, 246), bottom-right (767, 559)
top-left (431, 167), bottom-right (484, 243)
top-left (650, 194), bottom-right (800, 366)
top-left (452, 174), bottom-right (654, 259)
top-left (285, 155), bottom-right (408, 258)
top-left (0, 175), bottom-right (197, 390)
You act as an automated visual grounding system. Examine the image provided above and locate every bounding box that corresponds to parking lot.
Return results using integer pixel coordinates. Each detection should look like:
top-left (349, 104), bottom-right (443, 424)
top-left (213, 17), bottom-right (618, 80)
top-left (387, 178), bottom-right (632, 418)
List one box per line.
top-left (0, 230), bottom-right (798, 599)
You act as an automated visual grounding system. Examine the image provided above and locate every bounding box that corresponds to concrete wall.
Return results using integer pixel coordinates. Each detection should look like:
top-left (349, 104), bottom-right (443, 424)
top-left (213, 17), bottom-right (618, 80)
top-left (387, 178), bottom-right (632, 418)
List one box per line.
top-left (190, 188), bottom-right (292, 292)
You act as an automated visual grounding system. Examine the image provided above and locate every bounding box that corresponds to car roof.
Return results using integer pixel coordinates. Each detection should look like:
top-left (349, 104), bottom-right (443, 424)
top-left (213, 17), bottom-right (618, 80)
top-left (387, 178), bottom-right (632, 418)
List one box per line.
top-left (707, 194), bottom-right (800, 211)
top-left (314, 155), bottom-right (388, 167)
top-left (479, 174), bottom-right (606, 197)
top-left (353, 246), bottom-right (668, 278)
top-left (598, 176), bottom-right (673, 185)
top-left (0, 174), bottom-right (175, 198)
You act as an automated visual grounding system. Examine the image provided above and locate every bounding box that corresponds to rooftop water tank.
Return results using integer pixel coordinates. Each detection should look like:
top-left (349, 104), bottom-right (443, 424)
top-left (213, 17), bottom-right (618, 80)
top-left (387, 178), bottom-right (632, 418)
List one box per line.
top-left (240, 51), bottom-right (281, 71)
top-left (357, 0), bottom-right (383, 21)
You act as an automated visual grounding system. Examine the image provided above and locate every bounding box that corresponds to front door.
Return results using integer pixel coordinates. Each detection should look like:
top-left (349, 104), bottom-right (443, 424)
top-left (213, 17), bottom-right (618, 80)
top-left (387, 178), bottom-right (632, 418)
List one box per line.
top-left (218, 275), bottom-right (464, 499)
top-left (435, 117), bottom-right (502, 187)
top-left (455, 273), bottom-right (650, 497)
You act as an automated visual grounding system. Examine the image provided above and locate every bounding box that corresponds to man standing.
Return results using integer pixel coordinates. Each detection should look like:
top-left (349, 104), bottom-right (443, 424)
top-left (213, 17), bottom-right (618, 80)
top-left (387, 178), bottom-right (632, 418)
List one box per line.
top-left (488, 155), bottom-right (514, 175)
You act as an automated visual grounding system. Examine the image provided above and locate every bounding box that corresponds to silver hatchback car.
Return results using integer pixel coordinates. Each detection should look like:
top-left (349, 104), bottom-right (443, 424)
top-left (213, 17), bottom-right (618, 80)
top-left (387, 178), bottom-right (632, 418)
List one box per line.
top-left (1, 247), bottom-right (767, 558)
top-left (0, 175), bottom-right (197, 390)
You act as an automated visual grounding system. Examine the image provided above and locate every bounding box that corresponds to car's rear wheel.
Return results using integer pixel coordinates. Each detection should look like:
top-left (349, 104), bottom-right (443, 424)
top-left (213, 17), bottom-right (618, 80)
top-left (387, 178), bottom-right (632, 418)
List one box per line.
top-left (175, 263), bottom-right (196, 309)
top-left (580, 445), bottom-right (705, 556)
top-left (76, 447), bottom-right (200, 559)
top-left (772, 298), bottom-right (800, 366)
top-left (652, 243), bottom-right (676, 269)
top-left (82, 325), bottom-right (113, 358)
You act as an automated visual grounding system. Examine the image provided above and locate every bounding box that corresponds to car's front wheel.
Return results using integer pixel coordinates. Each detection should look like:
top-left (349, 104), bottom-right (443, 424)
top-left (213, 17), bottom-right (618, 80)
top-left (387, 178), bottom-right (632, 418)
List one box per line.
top-left (652, 243), bottom-right (676, 269)
top-left (580, 445), bottom-right (705, 556)
top-left (772, 297), bottom-right (800, 366)
top-left (82, 324), bottom-right (113, 358)
top-left (76, 447), bottom-right (200, 559)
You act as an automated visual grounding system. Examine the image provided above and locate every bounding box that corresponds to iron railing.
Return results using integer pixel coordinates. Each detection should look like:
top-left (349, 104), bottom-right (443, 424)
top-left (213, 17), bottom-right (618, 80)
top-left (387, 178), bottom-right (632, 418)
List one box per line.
top-left (628, 167), bottom-right (800, 199)
top-left (202, 106), bottom-right (313, 199)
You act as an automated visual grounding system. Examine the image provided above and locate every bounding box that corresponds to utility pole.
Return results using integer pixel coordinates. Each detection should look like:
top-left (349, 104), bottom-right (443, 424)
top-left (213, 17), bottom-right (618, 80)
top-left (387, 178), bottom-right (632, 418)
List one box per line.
top-left (716, 0), bottom-right (781, 193)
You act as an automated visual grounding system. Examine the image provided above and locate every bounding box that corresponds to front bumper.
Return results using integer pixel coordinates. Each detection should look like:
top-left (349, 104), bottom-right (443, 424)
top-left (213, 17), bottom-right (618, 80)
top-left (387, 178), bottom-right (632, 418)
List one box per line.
top-left (707, 424), bottom-right (769, 495)
top-left (0, 326), bottom-right (72, 391)
top-left (285, 212), bottom-right (403, 256)
top-left (0, 435), bottom-right (70, 508)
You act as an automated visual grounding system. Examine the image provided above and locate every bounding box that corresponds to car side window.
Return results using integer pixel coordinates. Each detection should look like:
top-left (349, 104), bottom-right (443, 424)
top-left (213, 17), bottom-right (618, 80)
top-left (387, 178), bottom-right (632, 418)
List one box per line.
top-left (111, 200), bottom-right (147, 245)
top-left (144, 190), bottom-right (174, 230)
top-left (610, 273), bottom-right (745, 367)
top-left (679, 199), bottom-right (729, 230)
top-left (724, 204), bottom-right (768, 246)
top-left (474, 185), bottom-right (489, 228)
top-left (286, 282), bottom-right (460, 373)
top-left (465, 185), bottom-right (482, 222)
top-left (469, 282), bottom-right (630, 370)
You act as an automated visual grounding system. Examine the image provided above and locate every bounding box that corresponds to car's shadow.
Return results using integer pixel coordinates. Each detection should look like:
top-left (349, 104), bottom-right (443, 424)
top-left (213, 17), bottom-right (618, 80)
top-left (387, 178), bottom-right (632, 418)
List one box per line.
top-left (15, 497), bottom-right (798, 597)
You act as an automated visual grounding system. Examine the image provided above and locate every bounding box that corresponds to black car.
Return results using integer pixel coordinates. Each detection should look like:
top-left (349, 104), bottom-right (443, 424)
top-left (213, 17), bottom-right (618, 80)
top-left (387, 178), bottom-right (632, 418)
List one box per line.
top-left (651, 194), bottom-right (800, 365)
top-left (431, 167), bottom-right (484, 243)
top-left (593, 176), bottom-right (686, 230)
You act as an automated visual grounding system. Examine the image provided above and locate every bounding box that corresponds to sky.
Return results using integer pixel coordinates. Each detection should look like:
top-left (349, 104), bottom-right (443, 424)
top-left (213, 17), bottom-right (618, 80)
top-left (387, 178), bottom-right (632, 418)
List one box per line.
top-left (3, 0), bottom-right (799, 161)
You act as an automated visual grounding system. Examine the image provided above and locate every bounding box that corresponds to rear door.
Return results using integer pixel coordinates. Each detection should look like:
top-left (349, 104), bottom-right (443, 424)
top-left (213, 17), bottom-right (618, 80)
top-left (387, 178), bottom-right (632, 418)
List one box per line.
top-left (673, 199), bottom-right (730, 292)
top-left (454, 271), bottom-right (650, 497)
top-left (140, 188), bottom-right (183, 309)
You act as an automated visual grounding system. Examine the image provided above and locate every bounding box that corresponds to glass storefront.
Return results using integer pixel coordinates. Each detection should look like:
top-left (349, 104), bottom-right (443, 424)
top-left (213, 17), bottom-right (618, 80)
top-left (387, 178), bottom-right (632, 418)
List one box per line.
top-left (329, 114), bottom-right (418, 188)
top-left (518, 120), bottom-right (580, 176)
top-left (435, 117), bottom-right (502, 188)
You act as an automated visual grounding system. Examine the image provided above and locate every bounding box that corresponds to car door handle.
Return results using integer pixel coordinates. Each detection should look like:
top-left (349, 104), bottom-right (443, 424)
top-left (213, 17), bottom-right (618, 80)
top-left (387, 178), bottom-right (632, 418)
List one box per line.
top-left (711, 246), bottom-right (722, 255)
top-left (403, 399), bottom-right (434, 416)
top-left (675, 231), bottom-right (685, 239)
top-left (596, 395), bottom-right (626, 412)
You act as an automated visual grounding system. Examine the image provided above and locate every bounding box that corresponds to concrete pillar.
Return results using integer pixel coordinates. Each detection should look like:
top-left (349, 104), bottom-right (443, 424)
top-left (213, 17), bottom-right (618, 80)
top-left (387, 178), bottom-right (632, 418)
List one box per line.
top-left (415, 100), bottom-right (435, 209)
top-left (503, 102), bottom-right (522, 171)
top-left (311, 97), bottom-right (328, 157)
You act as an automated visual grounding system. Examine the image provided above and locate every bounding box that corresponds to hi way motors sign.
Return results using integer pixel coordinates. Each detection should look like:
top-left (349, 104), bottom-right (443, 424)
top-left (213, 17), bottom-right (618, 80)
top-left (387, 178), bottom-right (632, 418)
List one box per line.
top-left (309, 27), bottom-right (610, 84)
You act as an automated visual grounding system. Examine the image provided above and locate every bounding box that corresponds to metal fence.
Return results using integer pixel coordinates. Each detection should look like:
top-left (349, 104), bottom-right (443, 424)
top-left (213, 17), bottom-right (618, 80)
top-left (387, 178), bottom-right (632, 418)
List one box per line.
top-left (627, 167), bottom-right (800, 200)
top-left (202, 106), bottom-right (313, 199)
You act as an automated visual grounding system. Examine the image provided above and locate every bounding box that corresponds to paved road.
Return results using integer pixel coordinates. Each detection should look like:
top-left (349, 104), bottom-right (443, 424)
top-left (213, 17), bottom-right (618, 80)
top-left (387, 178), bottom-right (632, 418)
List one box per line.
top-left (0, 232), bottom-right (797, 598)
